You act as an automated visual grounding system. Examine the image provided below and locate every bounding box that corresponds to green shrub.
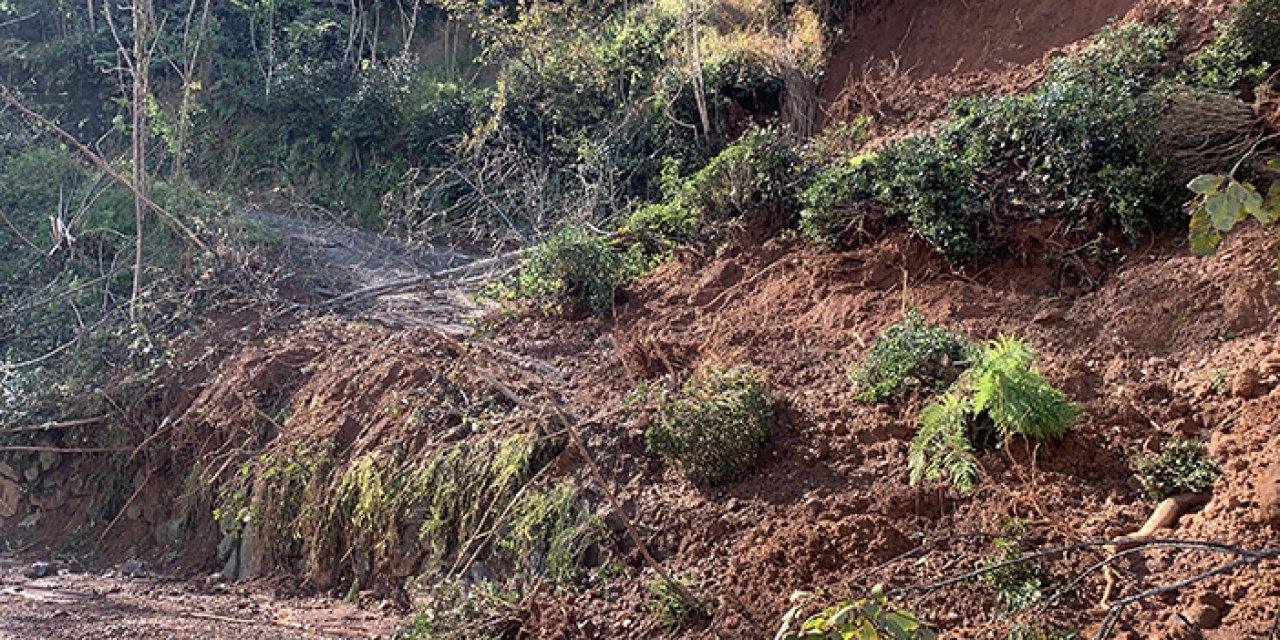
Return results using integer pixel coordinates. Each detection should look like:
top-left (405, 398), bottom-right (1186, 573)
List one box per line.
top-left (679, 125), bottom-right (804, 225)
top-left (851, 310), bottom-right (974, 403)
top-left (776, 588), bottom-right (936, 640)
top-left (647, 576), bottom-right (701, 636)
top-left (509, 227), bottom-right (641, 318)
top-left (868, 21), bottom-right (1178, 262)
top-left (909, 337), bottom-right (1076, 492)
top-left (1187, 0), bottom-right (1279, 91)
top-left (1130, 437), bottom-right (1221, 500)
top-left (1010, 625), bottom-right (1079, 640)
top-left (798, 153), bottom-right (883, 244)
top-left (982, 528), bottom-right (1046, 614)
top-left (643, 366), bottom-right (773, 486)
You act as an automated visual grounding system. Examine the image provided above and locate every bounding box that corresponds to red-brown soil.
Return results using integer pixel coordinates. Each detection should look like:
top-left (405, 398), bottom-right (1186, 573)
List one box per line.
top-left (489, 224), bottom-right (1280, 639)
top-left (4, 1), bottom-right (1279, 638)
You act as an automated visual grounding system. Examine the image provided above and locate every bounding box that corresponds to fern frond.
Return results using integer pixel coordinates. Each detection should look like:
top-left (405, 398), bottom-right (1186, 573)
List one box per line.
top-left (910, 392), bottom-right (977, 491)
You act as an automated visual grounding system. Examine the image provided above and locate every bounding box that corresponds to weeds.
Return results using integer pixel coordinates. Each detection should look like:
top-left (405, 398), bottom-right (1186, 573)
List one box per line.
top-left (1130, 437), bottom-right (1221, 500)
top-left (648, 575), bottom-right (701, 636)
top-left (982, 526), bottom-right (1046, 614)
top-left (776, 588), bottom-right (936, 640)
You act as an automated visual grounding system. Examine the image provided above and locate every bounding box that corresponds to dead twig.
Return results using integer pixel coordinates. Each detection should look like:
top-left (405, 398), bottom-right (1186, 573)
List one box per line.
top-left (0, 416), bottom-right (106, 435)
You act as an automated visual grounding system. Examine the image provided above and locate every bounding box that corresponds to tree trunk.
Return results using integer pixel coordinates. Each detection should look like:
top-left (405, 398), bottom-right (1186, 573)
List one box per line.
top-left (130, 0), bottom-right (150, 319)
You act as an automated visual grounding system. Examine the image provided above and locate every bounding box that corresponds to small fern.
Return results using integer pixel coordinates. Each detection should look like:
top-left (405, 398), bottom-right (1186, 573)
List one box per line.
top-left (909, 393), bottom-right (980, 493)
top-left (909, 336), bottom-right (1076, 492)
top-left (969, 336), bottom-right (1078, 442)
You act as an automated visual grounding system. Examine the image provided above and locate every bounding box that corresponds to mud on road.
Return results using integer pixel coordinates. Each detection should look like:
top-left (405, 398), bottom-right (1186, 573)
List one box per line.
top-left (0, 555), bottom-right (398, 639)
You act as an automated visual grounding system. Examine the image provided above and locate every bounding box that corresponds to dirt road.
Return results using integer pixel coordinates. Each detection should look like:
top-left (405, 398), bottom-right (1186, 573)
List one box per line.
top-left (0, 557), bottom-right (401, 638)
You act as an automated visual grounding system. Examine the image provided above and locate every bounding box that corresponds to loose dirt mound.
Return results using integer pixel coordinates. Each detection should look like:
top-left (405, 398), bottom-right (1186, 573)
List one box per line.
top-left (490, 224), bottom-right (1280, 638)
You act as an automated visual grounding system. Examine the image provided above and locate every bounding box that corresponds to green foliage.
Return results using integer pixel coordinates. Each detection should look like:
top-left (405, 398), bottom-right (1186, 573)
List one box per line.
top-left (1188, 0), bottom-right (1279, 90)
top-left (498, 480), bottom-right (607, 587)
top-left (1130, 437), bottom-right (1221, 500)
top-left (865, 21), bottom-right (1178, 262)
top-left (910, 337), bottom-right (1077, 492)
top-left (1185, 161), bottom-right (1280, 257)
top-left (799, 152), bottom-right (881, 244)
top-left (982, 528), bottom-right (1046, 614)
top-left (643, 366), bottom-right (774, 486)
top-left (648, 576), bottom-right (701, 636)
top-left (851, 311), bottom-right (974, 403)
top-left (682, 125), bottom-right (802, 223)
top-left (776, 589), bottom-right (936, 640)
top-left (909, 392), bottom-right (982, 493)
top-left (509, 227), bottom-right (642, 318)
top-left (967, 336), bottom-right (1079, 442)
top-left (1009, 626), bottom-right (1079, 640)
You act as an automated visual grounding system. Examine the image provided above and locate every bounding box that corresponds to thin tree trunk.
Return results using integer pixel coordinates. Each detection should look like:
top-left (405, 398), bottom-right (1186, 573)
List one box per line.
top-left (130, 0), bottom-right (150, 319)
top-left (683, 0), bottom-right (711, 142)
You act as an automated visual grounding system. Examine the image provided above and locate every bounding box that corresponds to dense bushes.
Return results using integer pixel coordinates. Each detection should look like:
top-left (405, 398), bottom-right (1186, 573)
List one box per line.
top-left (804, 22), bottom-right (1181, 262)
top-left (642, 366), bottom-right (774, 486)
top-left (1188, 0), bottom-right (1279, 91)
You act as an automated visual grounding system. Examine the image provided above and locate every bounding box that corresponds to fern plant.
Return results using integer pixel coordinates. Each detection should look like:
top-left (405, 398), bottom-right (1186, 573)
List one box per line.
top-left (909, 393), bottom-right (981, 493)
top-left (909, 336), bottom-right (1076, 492)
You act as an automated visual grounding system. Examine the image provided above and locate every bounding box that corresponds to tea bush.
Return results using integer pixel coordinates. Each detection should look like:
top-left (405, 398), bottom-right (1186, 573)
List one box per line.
top-left (509, 227), bottom-right (642, 318)
top-left (798, 153), bottom-right (883, 244)
top-left (865, 21), bottom-right (1179, 262)
top-left (643, 366), bottom-right (774, 486)
top-left (851, 310), bottom-right (974, 403)
top-left (1130, 437), bottom-right (1221, 500)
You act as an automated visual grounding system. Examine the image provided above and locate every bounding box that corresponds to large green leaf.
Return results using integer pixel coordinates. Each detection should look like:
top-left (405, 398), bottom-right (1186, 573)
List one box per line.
top-left (1189, 208), bottom-right (1223, 256)
top-left (1259, 181), bottom-right (1280, 228)
top-left (1187, 174), bottom-right (1225, 195)
top-left (1203, 185), bottom-right (1245, 232)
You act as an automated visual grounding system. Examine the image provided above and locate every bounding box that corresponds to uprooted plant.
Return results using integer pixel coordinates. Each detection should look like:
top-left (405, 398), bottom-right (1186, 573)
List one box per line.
top-left (909, 336), bottom-right (1077, 492)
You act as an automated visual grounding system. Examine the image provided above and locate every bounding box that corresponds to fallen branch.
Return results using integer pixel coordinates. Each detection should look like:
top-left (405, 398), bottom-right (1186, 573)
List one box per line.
top-left (316, 249), bottom-right (522, 310)
top-left (0, 446), bottom-right (130, 454)
top-left (0, 416), bottom-right (106, 435)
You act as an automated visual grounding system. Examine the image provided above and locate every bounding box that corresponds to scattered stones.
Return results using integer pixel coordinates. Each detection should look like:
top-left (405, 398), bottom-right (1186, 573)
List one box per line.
top-left (120, 559), bottom-right (145, 578)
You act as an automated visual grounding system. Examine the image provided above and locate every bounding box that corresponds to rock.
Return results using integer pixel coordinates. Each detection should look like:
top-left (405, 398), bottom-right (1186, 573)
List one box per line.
top-left (0, 477), bottom-right (21, 518)
top-left (35, 438), bottom-right (59, 472)
top-left (22, 466), bottom-right (39, 483)
top-left (120, 559), bottom-right (144, 578)
top-left (23, 562), bottom-right (53, 579)
top-left (1182, 603), bottom-right (1221, 629)
top-left (1258, 464), bottom-right (1280, 530)
top-left (1032, 307), bottom-right (1064, 323)
top-left (1231, 367), bottom-right (1260, 399)
top-left (0, 462), bottom-right (18, 482)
